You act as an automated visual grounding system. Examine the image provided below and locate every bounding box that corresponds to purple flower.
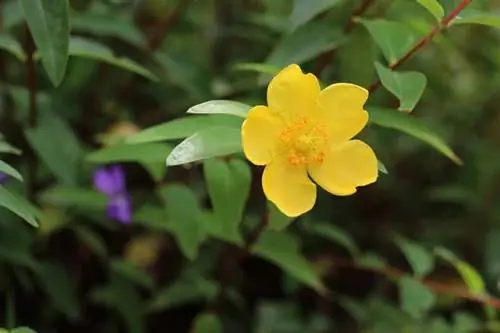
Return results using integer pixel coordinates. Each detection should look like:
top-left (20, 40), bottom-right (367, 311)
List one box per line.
top-left (93, 165), bottom-right (132, 224)
top-left (0, 172), bottom-right (7, 185)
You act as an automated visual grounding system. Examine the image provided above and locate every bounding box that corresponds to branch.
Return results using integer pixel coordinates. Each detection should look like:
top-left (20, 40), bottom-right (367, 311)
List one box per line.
top-left (316, 0), bottom-right (375, 74)
top-left (327, 256), bottom-right (500, 309)
top-left (147, 0), bottom-right (192, 51)
top-left (368, 0), bottom-right (472, 92)
top-left (209, 212), bottom-right (269, 314)
top-left (25, 24), bottom-right (38, 201)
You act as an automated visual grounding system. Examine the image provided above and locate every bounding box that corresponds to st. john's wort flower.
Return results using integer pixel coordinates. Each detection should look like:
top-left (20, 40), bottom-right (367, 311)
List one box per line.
top-left (241, 64), bottom-right (378, 217)
top-left (93, 165), bottom-right (132, 224)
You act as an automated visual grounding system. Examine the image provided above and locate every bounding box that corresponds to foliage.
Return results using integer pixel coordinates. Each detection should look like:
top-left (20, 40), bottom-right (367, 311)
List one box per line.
top-left (1, 0), bottom-right (500, 332)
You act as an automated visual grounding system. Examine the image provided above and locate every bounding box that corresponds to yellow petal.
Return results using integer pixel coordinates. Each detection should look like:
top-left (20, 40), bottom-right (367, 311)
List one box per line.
top-left (242, 105), bottom-right (284, 165)
top-left (309, 140), bottom-right (378, 196)
top-left (318, 83), bottom-right (369, 143)
top-left (262, 157), bottom-right (316, 217)
top-left (267, 64), bottom-right (320, 122)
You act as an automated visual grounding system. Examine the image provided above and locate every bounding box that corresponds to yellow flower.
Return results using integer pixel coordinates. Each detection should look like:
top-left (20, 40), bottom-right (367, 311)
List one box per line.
top-left (241, 64), bottom-right (378, 217)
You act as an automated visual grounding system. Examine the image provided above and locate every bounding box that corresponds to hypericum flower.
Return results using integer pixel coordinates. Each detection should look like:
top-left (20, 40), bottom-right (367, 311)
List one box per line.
top-left (241, 64), bottom-right (378, 217)
top-left (93, 165), bottom-right (132, 224)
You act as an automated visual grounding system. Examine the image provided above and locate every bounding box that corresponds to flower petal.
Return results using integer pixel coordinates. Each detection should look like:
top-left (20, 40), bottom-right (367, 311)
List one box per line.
top-left (318, 83), bottom-right (369, 143)
top-left (107, 193), bottom-right (132, 224)
top-left (109, 165), bottom-right (126, 192)
top-left (309, 140), bottom-right (378, 196)
top-left (267, 64), bottom-right (320, 122)
top-left (262, 157), bottom-right (316, 217)
top-left (242, 106), bottom-right (284, 165)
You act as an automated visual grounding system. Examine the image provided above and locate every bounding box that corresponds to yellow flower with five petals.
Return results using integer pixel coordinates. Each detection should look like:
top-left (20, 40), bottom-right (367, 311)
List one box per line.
top-left (241, 64), bottom-right (378, 217)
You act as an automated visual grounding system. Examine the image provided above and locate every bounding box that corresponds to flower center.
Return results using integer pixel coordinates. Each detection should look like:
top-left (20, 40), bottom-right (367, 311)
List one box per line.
top-left (278, 117), bottom-right (327, 166)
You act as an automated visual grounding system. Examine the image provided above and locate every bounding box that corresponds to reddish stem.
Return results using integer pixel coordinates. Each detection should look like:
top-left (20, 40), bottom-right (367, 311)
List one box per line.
top-left (368, 0), bottom-right (472, 92)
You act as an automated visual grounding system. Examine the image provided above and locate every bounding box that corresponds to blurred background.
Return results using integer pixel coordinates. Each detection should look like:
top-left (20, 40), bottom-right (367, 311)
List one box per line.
top-left (1, 0), bottom-right (500, 332)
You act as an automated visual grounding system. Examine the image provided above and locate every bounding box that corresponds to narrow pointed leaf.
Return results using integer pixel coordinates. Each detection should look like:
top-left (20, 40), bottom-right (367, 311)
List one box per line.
top-left (0, 161), bottom-right (23, 182)
top-left (166, 127), bottom-right (242, 166)
top-left (0, 186), bottom-right (39, 227)
top-left (187, 100), bottom-right (251, 118)
top-left (20, 0), bottom-right (69, 86)
top-left (69, 37), bottom-right (158, 81)
top-left (368, 107), bottom-right (461, 164)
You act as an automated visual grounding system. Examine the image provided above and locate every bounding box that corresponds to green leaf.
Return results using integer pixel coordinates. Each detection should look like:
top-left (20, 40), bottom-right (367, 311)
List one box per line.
top-left (191, 313), bottom-right (222, 333)
top-left (399, 276), bottom-right (436, 318)
top-left (359, 19), bottom-right (419, 65)
top-left (434, 247), bottom-right (486, 295)
top-left (148, 276), bottom-right (217, 312)
top-left (159, 184), bottom-right (204, 260)
top-left (394, 236), bottom-right (434, 277)
top-left (253, 231), bottom-right (324, 292)
top-left (110, 259), bottom-right (155, 290)
top-left (367, 107), bottom-right (462, 164)
top-left (3, 1), bottom-right (24, 30)
top-left (306, 223), bottom-right (360, 258)
top-left (25, 114), bottom-right (83, 185)
top-left (453, 312), bottom-right (481, 333)
top-left (0, 141), bottom-right (21, 155)
top-left (86, 142), bottom-right (171, 164)
top-left (86, 142), bottom-right (171, 181)
top-left (452, 9), bottom-right (500, 28)
top-left (378, 160), bottom-right (388, 174)
top-left (374, 62), bottom-right (427, 112)
top-left (0, 186), bottom-right (39, 227)
top-left (127, 115), bottom-right (242, 144)
top-left (233, 62), bottom-right (281, 76)
top-left (39, 187), bottom-right (108, 210)
top-left (36, 263), bottom-right (79, 320)
top-left (10, 328), bottom-right (36, 333)
top-left (20, 0), bottom-right (69, 86)
top-left (203, 158), bottom-right (251, 243)
top-left (0, 33), bottom-right (26, 61)
top-left (268, 202), bottom-right (294, 231)
top-left (68, 37), bottom-right (157, 81)
top-left (187, 100), bottom-right (251, 118)
top-left (0, 161), bottom-right (23, 182)
top-left (338, 28), bottom-right (378, 87)
top-left (106, 273), bottom-right (145, 333)
top-left (70, 13), bottom-right (145, 48)
top-left (154, 51), bottom-right (212, 99)
top-left (289, 0), bottom-right (342, 31)
top-left (166, 127), bottom-right (242, 166)
top-left (357, 252), bottom-right (388, 269)
top-left (261, 21), bottom-right (343, 83)
top-left (73, 226), bottom-right (108, 258)
top-left (416, 0), bottom-right (445, 21)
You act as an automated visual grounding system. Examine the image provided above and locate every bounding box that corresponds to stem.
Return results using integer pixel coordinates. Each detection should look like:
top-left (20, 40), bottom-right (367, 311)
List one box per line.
top-left (244, 212), bottom-right (269, 251)
top-left (147, 0), bottom-right (192, 51)
top-left (25, 24), bottom-right (38, 201)
top-left (368, 0), bottom-right (472, 92)
top-left (327, 256), bottom-right (500, 308)
top-left (209, 212), bottom-right (269, 313)
top-left (316, 0), bottom-right (375, 74)
top-left (26, 28), bottom-right (37, 128)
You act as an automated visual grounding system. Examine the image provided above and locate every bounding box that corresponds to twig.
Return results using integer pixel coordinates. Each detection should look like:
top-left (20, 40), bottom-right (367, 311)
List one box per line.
top-left (24, 24), bottom-right (38, 201)
top-left (327, 256), bottom-right (500, 308)
top-left (209, 212), bottom-right (269, 314)
top-left (368, 0), bottom-right (472, 92)
top-left (244, 212), bottom-right (269, 252)
top-left (316, 0), bottom-right (376, 75)
top-left (147, 0), bottom-right (192, 51)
